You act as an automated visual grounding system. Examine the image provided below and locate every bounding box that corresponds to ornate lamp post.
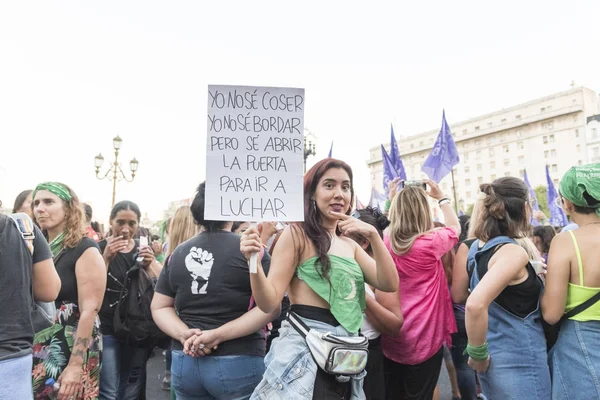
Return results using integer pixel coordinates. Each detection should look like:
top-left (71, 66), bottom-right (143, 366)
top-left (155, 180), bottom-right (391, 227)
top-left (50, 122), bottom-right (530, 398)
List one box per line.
top-left (94, 135), bottom-right (139, 208)
top-left (303, 128), bottom-right (316, 173)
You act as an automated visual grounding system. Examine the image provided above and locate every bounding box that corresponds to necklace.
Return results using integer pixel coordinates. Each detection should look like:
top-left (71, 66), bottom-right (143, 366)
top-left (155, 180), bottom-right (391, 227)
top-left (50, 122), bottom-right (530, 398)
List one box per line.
top-left (583, 221), bottom-right (600, 227)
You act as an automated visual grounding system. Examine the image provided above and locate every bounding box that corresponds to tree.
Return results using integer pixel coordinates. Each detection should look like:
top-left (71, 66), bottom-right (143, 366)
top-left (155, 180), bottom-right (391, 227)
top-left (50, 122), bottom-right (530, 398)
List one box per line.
top-left (534, 185), bottom-right (550, 217)
top-left (466, 203), bottom-right (474, 215)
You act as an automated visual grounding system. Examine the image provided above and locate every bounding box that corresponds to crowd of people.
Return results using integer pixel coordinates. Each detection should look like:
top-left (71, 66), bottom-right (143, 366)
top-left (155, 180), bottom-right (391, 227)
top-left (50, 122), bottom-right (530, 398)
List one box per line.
top-left (1, 158), bottom-right (599, 400)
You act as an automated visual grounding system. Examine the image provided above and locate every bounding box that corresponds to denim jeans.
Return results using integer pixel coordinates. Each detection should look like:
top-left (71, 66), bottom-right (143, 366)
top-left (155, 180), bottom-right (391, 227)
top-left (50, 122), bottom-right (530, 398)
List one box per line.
top-left (550, 319), bottom-right (600, 399)
top-left (252, 318), bottom-right (366, 400)
top-left (171, 351), bottom-right (264, 400)
top-left (450, 307), bottom-right (478, 400)
top-left (0, 354), bottom-right (33, 400)
top-left (99, 335), bottom-right (152, 400)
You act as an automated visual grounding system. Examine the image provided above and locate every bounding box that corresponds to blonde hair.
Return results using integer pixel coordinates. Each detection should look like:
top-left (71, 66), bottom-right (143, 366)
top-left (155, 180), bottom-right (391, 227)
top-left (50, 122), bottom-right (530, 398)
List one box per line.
top-left (166, 206), bottom-right (199, 256)
top-left (388, 186), bottom-right (434, 255)
top-left (467, 195), bottom-right (485, 239)
top-left (517, 237), bottom-right (541, 261)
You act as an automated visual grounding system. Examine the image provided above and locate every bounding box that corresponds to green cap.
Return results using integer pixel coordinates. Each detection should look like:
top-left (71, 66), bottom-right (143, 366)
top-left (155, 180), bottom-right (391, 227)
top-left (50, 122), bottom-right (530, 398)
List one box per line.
top-left (559, 163), bottom-right (600, 215)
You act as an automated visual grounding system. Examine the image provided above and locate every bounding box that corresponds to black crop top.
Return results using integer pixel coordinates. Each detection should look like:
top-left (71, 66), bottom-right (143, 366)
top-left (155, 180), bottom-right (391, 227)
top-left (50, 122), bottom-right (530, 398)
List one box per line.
top-left (474, 244), bottom-right (541, 318)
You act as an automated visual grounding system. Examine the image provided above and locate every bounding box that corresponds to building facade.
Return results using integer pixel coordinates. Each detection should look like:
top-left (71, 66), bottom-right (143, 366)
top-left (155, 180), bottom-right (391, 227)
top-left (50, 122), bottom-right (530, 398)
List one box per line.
top-left (162, 197), bottom-right (194, 220)
top-left (367, 86), bottom-right (600, 211)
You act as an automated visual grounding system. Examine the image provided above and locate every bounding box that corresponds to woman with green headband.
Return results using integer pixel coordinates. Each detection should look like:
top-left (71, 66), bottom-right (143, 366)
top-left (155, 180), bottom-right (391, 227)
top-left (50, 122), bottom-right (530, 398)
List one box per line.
top-left (31, 182), bottom-right (107, 400)
top-left (542, 163), bottom-right (600, 398)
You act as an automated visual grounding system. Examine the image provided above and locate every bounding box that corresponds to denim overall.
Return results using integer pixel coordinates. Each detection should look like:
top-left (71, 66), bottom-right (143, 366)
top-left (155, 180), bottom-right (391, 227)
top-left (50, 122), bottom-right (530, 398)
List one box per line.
top-left (467, 237), bottom-right (551, 399)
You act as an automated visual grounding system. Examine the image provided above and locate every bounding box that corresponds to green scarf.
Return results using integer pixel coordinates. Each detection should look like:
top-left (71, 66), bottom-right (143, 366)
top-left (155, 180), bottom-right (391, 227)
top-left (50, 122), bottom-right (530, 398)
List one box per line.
top-left (33, 182), bottom-right (72, 203)
top-left (49, 232), bottom-right (65, 257)
top-left (559, 163), bottom-right (600, 216)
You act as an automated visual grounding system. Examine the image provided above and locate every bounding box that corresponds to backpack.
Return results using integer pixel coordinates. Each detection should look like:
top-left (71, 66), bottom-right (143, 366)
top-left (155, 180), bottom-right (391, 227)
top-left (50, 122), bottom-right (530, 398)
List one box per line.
top-left (9, 213), bottom-right (57, 332)
top-left (112, 256), bottom-right (168, 347)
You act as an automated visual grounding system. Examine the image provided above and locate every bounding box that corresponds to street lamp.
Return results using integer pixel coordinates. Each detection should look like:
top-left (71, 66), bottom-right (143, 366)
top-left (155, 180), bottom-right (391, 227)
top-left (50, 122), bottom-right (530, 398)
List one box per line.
top-left (94, 135), bottom-right (139, 208)
top-left (303, 128), bottom-right (316, 173)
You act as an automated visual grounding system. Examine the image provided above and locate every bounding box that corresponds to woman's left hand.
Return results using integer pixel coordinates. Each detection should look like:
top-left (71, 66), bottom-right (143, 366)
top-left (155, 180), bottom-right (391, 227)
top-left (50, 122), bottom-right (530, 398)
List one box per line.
top-left (330, 211), bottom-right (377, 240)
top-left (138, 246), bottom-right (155, 268)
top-left (468, 356), bottom-right (491, 373)
top-left (57, 364), bottom-right (82, 400)
top-left (184, 330), bottom-right (221, 357)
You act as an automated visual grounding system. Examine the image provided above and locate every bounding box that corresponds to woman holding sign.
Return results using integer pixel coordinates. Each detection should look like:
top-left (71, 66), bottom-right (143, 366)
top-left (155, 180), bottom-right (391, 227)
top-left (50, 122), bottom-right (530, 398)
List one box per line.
top-left (241, 158), bottom-right (399, 399)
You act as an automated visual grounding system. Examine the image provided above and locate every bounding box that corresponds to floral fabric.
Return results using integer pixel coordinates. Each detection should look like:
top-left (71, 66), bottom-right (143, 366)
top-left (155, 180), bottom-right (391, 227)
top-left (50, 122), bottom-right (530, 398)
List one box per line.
top-left (32, 302), bottom-right (102, 400)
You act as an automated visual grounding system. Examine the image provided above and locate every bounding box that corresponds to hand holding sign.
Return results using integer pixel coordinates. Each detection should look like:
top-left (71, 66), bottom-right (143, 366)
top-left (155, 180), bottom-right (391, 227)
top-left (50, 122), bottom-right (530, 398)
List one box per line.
top-left (331, 211), bottom-right (378, 241)
top-left (240, 227), bottom-right (263, 261)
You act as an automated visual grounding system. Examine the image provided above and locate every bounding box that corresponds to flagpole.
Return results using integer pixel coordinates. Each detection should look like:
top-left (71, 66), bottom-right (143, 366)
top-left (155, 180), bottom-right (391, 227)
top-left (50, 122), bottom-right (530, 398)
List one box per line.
top-left (451, 168), bottom-right (458, 213)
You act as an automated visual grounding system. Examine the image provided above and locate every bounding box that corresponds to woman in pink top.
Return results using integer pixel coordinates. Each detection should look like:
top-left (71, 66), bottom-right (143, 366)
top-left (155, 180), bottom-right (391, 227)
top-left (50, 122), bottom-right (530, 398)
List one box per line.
top-left (378, 179), bottom-right (460, 400)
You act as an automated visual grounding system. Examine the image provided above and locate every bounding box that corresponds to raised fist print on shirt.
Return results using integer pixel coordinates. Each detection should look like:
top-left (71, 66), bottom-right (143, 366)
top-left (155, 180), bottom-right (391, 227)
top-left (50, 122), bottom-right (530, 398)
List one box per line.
top-left (185, 247), bottom-right (214, 294)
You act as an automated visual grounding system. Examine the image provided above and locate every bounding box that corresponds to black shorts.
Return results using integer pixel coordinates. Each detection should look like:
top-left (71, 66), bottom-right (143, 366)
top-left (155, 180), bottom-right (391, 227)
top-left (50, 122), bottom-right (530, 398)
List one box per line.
top-left (384, 347), bottom-right (444, 400)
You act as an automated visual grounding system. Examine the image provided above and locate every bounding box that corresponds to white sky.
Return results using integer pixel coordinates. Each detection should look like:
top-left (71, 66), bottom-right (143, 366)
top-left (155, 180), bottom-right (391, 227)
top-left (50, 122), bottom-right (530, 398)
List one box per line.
top-left (1, 0), bottom-right (599, 225)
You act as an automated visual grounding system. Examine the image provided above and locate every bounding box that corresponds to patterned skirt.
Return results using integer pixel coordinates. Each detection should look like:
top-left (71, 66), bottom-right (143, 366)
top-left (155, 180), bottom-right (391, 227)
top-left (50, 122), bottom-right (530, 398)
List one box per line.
top-left (32, 302), bottom-right (102, 400)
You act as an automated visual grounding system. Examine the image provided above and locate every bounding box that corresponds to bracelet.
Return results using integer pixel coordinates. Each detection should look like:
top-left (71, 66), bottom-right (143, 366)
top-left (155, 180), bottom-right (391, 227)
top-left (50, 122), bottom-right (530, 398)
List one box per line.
top-left (438, 198), bottom-right (451, 206)
top-left (464, 342), bottom-right (489, 360)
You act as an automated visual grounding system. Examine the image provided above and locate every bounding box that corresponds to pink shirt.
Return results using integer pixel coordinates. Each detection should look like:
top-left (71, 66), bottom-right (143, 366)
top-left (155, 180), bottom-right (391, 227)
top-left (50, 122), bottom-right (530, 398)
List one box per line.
top-left (382, 227), bottom-right (458, 365)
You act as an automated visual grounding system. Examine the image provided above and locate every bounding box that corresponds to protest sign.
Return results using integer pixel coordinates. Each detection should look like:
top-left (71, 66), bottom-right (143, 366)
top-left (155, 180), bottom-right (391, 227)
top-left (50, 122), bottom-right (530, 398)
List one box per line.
top-left (205, 85), bottom-right (305, 224)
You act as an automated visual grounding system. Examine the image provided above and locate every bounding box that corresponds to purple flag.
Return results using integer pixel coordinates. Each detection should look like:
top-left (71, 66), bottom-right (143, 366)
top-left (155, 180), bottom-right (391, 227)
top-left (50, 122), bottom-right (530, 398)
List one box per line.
top-left (368, 187), bottom-right (388, 210)
top-left (422, 110), bottom-right (460, 183)
top-left (381, 144), bottom-right (399, 194)
top-left (389, 124), bottom-right (407, 180)
top-left (328, 141), bottom-right (333, 158)
top-left (546, 165), bottom-right (568, 226)
top-left (524, 169), bottom-right (541, 226)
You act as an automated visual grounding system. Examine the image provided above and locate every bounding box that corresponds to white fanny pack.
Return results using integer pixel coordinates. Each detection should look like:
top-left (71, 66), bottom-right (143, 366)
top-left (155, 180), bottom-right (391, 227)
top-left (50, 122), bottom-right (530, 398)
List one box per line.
top-left (287, 311), bottom-right (369, 378)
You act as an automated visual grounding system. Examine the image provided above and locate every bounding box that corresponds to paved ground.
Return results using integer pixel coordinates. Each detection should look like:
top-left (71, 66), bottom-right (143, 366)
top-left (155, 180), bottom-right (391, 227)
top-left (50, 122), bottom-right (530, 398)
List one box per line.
top-left (144, 349), bottom-right (454, 400)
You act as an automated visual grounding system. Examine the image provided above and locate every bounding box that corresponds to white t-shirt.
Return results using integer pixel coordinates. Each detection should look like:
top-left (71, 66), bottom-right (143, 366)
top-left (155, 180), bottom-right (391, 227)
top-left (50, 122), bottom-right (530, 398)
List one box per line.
top-left (361, 285), bottom-right (381, 340)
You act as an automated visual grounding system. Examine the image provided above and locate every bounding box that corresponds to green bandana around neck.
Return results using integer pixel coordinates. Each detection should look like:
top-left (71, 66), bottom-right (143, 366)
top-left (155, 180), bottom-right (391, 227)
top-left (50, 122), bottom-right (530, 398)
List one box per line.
top-left (559, 163), bottom-right (600, 216)
top-left (33, 182), bottom-right (72, 203)
top-left (49, 231), bottom-right (66, 257)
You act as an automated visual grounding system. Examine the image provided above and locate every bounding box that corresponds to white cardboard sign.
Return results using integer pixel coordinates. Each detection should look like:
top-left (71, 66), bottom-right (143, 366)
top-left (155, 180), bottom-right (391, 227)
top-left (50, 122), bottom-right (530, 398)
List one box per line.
top-left (205, 85), bottom-right (305, 222)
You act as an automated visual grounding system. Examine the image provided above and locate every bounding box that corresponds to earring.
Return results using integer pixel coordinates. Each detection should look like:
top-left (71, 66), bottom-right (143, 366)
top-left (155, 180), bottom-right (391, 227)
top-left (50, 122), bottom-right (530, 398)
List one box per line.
top-left (311, 199), bottom-right (316, 212)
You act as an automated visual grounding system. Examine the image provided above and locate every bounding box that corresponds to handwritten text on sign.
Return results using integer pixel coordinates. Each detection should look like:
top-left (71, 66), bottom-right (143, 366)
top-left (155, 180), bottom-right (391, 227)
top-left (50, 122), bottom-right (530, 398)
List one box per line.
top-left (205, 85), bottom-right (305, 222)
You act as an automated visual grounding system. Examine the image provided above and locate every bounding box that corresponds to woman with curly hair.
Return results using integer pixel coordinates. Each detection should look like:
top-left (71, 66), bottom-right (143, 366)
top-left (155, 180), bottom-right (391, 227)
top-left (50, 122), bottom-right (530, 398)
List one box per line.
top-left (31, 182), bottom-right (106, 400)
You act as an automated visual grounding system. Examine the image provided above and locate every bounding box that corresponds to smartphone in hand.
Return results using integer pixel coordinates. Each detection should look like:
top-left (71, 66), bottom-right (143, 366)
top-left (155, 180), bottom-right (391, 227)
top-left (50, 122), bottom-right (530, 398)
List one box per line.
top-left (402, 180), bottom-right (427, 190)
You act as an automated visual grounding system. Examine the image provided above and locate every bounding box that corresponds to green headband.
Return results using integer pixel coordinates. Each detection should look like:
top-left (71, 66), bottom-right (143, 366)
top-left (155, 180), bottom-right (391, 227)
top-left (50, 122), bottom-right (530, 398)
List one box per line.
top-left (33, 182), bottom-right (72, 203)
top-left (559, 163), bottom-right (600, 214)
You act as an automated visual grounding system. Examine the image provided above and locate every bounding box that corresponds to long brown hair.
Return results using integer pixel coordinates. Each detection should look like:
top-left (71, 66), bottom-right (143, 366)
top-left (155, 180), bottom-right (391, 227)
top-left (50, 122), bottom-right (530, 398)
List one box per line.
top-left (388, 185), bottom-right (434, 255)
top-left (472, 177), bottom-right (530, 241)
top-left (290, 158), bottom-right (354, 281)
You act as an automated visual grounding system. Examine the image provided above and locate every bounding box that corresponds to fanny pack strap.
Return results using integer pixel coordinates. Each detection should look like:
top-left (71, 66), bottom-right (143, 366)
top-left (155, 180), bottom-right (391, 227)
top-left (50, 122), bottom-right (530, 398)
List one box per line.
top-left (287, 311), bottom-right (311, 339)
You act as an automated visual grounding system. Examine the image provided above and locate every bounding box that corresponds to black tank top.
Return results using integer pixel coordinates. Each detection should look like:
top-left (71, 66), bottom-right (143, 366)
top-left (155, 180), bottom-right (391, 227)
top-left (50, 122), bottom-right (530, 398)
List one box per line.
top-left (475, 244), bottom-right (541, 318)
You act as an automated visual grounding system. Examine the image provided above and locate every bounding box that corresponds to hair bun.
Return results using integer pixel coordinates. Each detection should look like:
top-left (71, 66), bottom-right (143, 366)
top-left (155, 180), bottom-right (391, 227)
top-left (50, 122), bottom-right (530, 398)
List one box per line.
top-left (375, 213), bottom-right (390, 231)
top-left (480, 183), bottom-right (506, 220)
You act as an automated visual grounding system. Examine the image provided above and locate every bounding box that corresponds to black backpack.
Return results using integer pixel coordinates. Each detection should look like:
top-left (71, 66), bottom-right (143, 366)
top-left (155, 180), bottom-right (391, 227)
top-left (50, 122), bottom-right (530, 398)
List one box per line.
top-left (113, 263), bottom-right (168, 347)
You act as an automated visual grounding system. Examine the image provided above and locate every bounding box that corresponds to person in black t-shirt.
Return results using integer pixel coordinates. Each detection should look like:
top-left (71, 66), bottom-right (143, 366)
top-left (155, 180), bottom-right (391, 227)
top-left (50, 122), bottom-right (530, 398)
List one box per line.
top-left (152, 182), bottom-right (278, 400)
top-left (98, 200), bottom-right (162, 400)
top-left (31, 182), bottom-right (106, 400)
top-left (0, 213), bottom-right (60, 400)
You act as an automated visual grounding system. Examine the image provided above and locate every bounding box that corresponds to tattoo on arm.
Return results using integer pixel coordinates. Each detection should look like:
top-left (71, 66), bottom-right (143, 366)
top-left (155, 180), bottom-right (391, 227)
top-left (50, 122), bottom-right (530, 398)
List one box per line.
top-left (69, 337), bottom-right (91, 364)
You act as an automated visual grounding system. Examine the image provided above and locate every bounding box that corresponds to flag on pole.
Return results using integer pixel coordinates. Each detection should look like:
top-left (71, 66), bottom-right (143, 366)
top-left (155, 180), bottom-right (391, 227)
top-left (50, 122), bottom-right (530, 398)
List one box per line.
top-left (368, 188), bottom-right (388, 210)
top-left (422, 110), bottom-right (460, 182)
top-left (546, 165), bottom-right (568, 226)
top-left (328, 141), bottom-right (333, 158)
top-left (381, 144), bottom-right (399, 194)
top-left (389, 124), bottom-right (407, 180)
top-left (523, 169), bottom-right (541, 226)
